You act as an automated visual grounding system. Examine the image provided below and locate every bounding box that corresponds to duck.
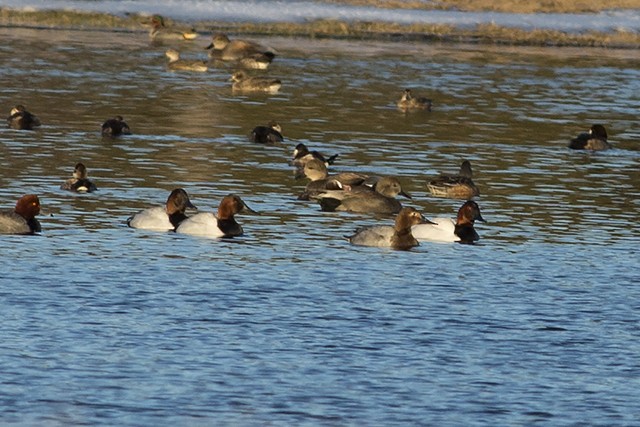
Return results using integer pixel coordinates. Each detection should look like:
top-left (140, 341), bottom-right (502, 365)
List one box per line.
top-left (427, 160), bottom-right (480, 199)
top-left (296, 159), bottom-right (368, 201)
top-left (348, 207), bottom-right (431, 250)
top-left (7, 105), bottom-right (41, 130)
top-left (250, 121), bottom-right (283, 144)
top-left (568, 124), bottom-right (610, 150)
top-left (127, 188), bottom-right (196, 231)
top-left (145, 15), bottom-right (198, 41)
top-left (60, 163), bottom-right (98, 193)
top-left (318, 176), bottom-right (412, 214)
top-left (230, 71), bottom-right (281, 94)
top-left (176, 194), bottom-right (255, 238)
top-left (165, 49), bottom-right (208, 72)
top-left (412, 201), bottom-right (485, 244)
top-left (101, 116), bottom-right (131, 137)
top-left (0, 194), bottom-right (41, 235)
top-left (206, 33), bottom-right (275, 68)
top-left (396, 89), bottom-right (432, 112)
top-left (292, 143), bottom-right (339, 168)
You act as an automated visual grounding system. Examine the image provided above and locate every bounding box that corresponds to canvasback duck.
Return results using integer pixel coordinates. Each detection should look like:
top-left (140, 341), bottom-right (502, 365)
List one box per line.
top-left (348, 207), bottom-right (431, 250)
top-left (60, 163), bottom-right (97, 193)
top-left (292, 143), bottom-right (339, 168)
top-left (101, 116), bottom-right (131, 137)
top-left (206, 33), bottom-right (276, 69)
top-left (230, 71), bottom-right (281, 94)
top-left (127, 188), bottom-right (196, 231)
top-left (297, 159), bottom-right (368, 200)
top-left (427, 160), bottom-right (480, 199)
top-left (165, 49), bottom-right (208, 72)
top-left (568, 124), bottom-right (610, 150)
top-left (250, 121), bottom-right (283, 144)
top-left (0, 194), bottom-right (41, 235)
top-left (175, 194), bottom-right (256, 238)
top-left (396, 89), bottom-right (432, 112)
top-left (7, 105), bottom-right (41, 130)
top-left (145, 15), bottom-right (198, 41)
top-left (318, 176), bottom-right (411, 214)
top-left (412, 200), bottom-right (485, 244)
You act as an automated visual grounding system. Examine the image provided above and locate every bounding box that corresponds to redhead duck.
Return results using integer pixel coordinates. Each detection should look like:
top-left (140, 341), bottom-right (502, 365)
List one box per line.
top-left (396, 89), bottom-right (432, 112)
top-left (348, 207), bottom-right (431, 250)
top-left (145, 15), bottom-right (198, 41)
top-left (206, 33), bottom-right (276, 69)
top-left (318, 176), bottom-right (411, 214)
top-left (427, 160), bottom-right (479, 199)
top-left (297, 159), bottom-right (368, 200)
top-left (101, 116), bottom-right (131, 137)
top-left (412, 201), bottom-right (485, 244)
top-left (176, 194), bottom-right (256, 238)
top-left (292, 143), bottom-right (339, 168)
top-left (568, 124), bottom-right (610, 150)
top-left (7, 105), bottom-right (41, 130)
top-left (165, 49), bottom-right (208, 72)
top-left (250, 121), bottom-right (283, 144)
top-left (60, 163), bottom-right (98, 193)
top-left (230, 71), bottom-right (281, 94)
top-left (127, 188), bottom-right (196, 231)
top-left (0, 194), bottom-right (41, 235)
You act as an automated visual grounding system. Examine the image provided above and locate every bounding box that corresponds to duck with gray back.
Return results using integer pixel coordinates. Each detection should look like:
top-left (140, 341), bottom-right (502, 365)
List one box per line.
top-left (348, 207), bottom-right (432, 250)
top-left (0, 194), bottom-right (41, 235)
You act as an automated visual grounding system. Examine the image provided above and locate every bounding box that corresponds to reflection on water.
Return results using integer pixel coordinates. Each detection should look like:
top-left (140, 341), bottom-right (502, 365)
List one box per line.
top-left (1, 27), bottom-right (639, 425)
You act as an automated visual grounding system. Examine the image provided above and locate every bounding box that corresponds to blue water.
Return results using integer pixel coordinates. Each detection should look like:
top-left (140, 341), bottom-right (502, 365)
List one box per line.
top-left (1, 23), bottom-right (640, 426)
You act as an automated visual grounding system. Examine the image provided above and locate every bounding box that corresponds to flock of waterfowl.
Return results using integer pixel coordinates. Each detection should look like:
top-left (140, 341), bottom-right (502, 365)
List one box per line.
top-left (0, 16), bottom-right (613, 249)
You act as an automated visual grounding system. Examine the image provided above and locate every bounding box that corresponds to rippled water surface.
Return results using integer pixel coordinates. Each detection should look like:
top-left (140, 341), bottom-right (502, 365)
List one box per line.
top-left (1, 28), bottom-right (639, 426)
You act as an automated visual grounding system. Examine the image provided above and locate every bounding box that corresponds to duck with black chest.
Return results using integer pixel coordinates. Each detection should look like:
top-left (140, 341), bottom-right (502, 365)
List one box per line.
top-left (348, 207), bottom-right (432, 250)
top-left (101, 116), bottom-right (131, 137)
top-left (250, 121), bottom-right (283, 144)
top-left (568, 124), bottom-right (611, 151)
top-left (175, 194), bottom-right (256, 238)
top-left (60, 163), bottom-right (98, 193)
top-left (127, 188), bottom-right (196, 231)
top-left (7, 105), bottom-right (41, 130)
top-left (412, 200), bottom-right (485, 244)
top-left (292, 143), bottom-right (339, 168)
top-left (427, 160), bottom-right (480, 200)
top-left (0, 194), bottom-right (42, 235)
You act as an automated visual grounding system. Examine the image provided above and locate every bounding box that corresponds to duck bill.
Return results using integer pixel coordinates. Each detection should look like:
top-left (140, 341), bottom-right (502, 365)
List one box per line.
top-left (422, 217), bottom-right (437, 225)
top-left (400, 191), bottom-right (412, 199)
top-left (205, 43), bottom-right (214, 50)
top-left (476, 215), bottom-right (486, 223)
top-left (242, 203), bottom-right (258, 215)
top-left (187, 201), bottom-right (197, 210)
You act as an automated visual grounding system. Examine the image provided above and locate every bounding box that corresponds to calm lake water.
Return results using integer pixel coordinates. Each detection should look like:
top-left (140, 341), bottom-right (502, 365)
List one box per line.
top-left (1, 26), bottom-right (639, 426)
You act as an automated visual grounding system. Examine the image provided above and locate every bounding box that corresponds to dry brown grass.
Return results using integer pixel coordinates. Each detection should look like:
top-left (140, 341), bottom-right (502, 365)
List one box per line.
top-left (325, 0), bottom-right (640, 13)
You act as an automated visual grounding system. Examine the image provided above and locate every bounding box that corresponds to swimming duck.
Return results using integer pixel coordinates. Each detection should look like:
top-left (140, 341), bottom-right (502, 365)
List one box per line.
top-left (348, 207), bottom-right (431, 250)
top-left (568, 124), bottom-right (610, 150)
top-left (412, 200), bottom-right (485, 244)
top-left (127, 188), bottom-right (196, 231)
top-left (250, 121), bottom-right (283, 144)
top-left (427, 160), bottom-right (480, 199)
top-left (230, 71), bottom-right (281, 94)
top-left (176, 194), bottom-right (256, 238)
top-left (145, 15), bottom-right (198, 41)
top-left (292, 143), bottom-right (339, 168)
top-left (318, 176), bottom-right (411, 214)
top-left (206, 33), bottom-right (276, 68)
top-left (165, 49), bottom-right (208, 72)
top-left (397, 89), bottom-right (432, 112)
top-left (60, 163), bottom-right (98, 193)
top-left (297, 159), bottom-right (368, 200)
top-left (101, 116), bottom-right (131, 137)
top-left (0, 194), bottom-right (41, 235)
top-left (7, 105), bottom-right (41, 130)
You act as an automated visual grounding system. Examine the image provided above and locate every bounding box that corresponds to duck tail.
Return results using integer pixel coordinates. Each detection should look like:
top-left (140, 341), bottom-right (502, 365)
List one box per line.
top-left (319, 197), bottom-right (342, 212)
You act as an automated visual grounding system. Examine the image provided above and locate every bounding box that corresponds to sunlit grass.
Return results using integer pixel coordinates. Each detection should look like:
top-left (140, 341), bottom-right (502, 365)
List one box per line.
top-left (1, 8), bottom-right (639, 48)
